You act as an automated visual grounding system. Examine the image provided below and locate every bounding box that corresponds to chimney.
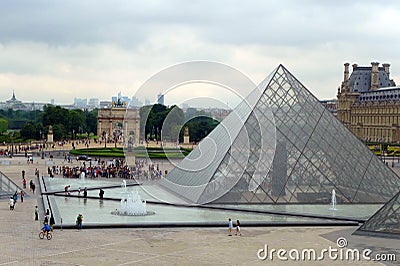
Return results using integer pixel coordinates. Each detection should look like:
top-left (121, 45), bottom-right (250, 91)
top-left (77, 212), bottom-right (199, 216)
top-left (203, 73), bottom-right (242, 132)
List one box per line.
top-left (382, 63), bottom-right (390, 76)
top-left (344, 63), bottom-right (350, 82)
top-left (352, 63), bottom-right (358, 71)
top-left (370, 62), bottom-right (379, 90)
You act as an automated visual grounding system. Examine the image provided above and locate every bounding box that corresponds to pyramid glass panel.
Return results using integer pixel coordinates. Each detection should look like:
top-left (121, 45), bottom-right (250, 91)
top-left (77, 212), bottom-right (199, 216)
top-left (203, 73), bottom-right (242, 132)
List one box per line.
top-left (355, 191), bottom-right (400, 238)
top-left (161, 65), bottom-right (400, 205)
top-left (0, 171), bottom-right (20, 199)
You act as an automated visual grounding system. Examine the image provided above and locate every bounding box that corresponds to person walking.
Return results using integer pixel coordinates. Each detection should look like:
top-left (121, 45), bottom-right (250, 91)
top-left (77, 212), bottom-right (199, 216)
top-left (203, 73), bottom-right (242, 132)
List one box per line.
top-left (76, 214), bottom-right (83, 230)
top-left (49, 215), bottom-right (55, 231)
top-left (34, 206), bottom-right (39, 220)
top-left (9, 197), bottom-right (14, 210)
top-left (228, 218), bottom-right (233, 236)
top-left (22, 178), bottom-right (26, 189)
top-left (83, 187), bottom-right (87, 198)
top-left (20, 191), bottom-right (24, 203)
top-left (235, 219), bottom-right (241, 236)
top-left (44, 209), bottom-right (50, 225)
top-left (13, 191), bottom-right (18, 206)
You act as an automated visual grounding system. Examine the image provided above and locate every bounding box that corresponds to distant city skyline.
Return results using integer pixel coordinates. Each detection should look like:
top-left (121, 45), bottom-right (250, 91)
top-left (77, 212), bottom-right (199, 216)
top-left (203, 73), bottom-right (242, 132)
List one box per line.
top-left (1, 1), bottom-right (400, 106)
top-left (0, 90), bottom-right (236, 111)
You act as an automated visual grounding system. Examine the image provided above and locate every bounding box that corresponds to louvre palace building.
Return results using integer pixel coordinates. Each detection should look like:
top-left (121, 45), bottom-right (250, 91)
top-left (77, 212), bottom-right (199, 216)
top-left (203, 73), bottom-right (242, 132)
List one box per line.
top-left (337, 62), bottom-right (400, 143)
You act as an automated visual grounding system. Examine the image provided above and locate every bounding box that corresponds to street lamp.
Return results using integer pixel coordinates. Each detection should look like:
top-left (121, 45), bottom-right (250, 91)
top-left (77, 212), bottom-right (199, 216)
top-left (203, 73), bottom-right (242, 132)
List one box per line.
top-left (10, 131), bottom-right (14, 157)
top-left (39, 129), bottom-right (42, 150)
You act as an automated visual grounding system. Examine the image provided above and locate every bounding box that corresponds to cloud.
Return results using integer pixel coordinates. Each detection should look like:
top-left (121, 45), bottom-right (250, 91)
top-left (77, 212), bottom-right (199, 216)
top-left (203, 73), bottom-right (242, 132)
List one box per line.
top-left (0, 1), bottom-right (400, 104)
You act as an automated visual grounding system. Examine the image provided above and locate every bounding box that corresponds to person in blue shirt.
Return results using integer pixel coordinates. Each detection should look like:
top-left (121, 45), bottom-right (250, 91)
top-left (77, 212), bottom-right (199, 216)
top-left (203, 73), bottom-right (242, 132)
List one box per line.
top-left (41, 223), bottom-right (51, 236)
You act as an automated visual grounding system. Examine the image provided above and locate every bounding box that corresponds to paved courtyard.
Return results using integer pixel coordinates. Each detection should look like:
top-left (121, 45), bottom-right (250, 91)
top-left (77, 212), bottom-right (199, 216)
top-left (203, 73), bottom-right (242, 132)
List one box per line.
top-left (0, 154), bottom-right (398, 265)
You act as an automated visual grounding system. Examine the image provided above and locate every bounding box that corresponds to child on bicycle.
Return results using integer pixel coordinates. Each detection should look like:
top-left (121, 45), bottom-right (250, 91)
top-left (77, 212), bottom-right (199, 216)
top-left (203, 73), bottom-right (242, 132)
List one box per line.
top-left (41, 223), bottom-right (51, 235)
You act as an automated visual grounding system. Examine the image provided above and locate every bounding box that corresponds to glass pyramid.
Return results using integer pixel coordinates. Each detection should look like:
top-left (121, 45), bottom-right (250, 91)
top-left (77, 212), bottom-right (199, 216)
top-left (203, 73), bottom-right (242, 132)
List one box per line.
top-left (355, 191), bottom-right (400, 238)
top-left (0, 172), bottom-right (20, 199)
top-left (160, 65), bottom-right (400, 205)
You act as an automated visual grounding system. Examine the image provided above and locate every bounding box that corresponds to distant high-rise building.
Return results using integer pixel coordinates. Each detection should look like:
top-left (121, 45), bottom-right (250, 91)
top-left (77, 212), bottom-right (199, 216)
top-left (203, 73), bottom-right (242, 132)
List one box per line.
top-left (88, 98), bottom-right (100, 108)
top-left (181, 103), bottom-right (190, 110)
top-left (157, 93), bottom-right (165, 105)
top-left (131, 96), bottom-right (142, 107)
top-left (74, 98), bottom-right (87, 109)
top-left (144, 99), bottom-right (151, 106)
top-left (50, 99), bottom-right (55, 105)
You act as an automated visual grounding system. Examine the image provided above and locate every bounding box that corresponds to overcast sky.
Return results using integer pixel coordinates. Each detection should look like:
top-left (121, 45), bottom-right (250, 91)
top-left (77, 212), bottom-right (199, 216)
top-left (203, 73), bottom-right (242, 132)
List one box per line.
top-left (1, 0), bottom-right (399, 106)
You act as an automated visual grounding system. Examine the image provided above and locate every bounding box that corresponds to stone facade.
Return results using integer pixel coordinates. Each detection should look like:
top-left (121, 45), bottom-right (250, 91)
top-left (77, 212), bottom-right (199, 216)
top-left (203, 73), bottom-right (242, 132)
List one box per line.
top-left (97, 107), bottom-right (140, 146)
top-left (337, 62), bottom-right (400, 143)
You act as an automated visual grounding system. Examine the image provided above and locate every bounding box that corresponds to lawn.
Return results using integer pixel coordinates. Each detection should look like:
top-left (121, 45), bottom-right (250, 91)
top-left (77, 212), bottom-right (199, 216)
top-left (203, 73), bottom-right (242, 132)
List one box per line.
top-left (69, 147), bottom-right (191, 159)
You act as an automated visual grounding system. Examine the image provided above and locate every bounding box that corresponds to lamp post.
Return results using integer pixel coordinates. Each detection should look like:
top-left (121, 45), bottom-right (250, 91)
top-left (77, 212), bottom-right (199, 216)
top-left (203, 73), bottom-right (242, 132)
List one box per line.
top-left (39, 129), bottom-right (42, 150)
top-left (10, 131), bottom-right (14, 157)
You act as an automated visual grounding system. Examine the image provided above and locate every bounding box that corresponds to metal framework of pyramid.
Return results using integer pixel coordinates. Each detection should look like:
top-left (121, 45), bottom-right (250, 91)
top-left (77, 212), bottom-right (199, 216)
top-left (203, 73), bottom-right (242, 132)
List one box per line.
top-left (354, 191), bottom-right (400, 238)
top-left (160, 65), bottom-right (400, 205)
top-left (0, 171), bottom-right (19, 199)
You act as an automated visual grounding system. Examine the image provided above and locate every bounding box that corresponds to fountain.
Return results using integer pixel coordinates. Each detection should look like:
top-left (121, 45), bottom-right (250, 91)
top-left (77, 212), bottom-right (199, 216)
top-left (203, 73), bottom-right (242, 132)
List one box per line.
top-left (111, 180), bottom-right (154, 216)
top-left (330, 189), bottom-right (337, 210)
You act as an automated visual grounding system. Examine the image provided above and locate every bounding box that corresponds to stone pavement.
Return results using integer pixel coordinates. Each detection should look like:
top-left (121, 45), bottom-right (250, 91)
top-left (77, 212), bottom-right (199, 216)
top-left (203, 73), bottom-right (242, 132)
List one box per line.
top-left (0, 156), bottom-right (398, 265)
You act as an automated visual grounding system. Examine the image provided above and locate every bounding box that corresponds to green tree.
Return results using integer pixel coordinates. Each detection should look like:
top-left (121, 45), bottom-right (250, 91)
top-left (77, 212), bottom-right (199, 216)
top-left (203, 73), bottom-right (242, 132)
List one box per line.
top-left (85, 109), bottom-right (98, 134)
top-left (53, 123), bottom-right (67, 141)
top-left (182, 116), bottom-right (219, 142)
top-left (42, 105), bottom-right (70, 129)
top-left (161, 105), bottom-right (184, 142)
top-left (20, 122), bottom-right (34, 140)
top-left (69, 109), bottom-right (86, 135)
top-left (0, 118), bottom-right (8, 133)
top-left (140, 104), bottom-right (168, 141)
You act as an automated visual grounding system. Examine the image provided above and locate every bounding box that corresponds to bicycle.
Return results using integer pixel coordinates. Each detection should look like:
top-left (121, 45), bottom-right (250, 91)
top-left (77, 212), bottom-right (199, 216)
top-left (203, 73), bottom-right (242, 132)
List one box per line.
top-left (39, 230), bottom-right (52, 240)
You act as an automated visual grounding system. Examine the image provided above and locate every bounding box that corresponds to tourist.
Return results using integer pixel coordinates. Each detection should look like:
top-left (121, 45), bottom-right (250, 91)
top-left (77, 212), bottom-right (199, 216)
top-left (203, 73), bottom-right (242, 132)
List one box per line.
top-left (22, 178), bottom-right (26, 189)
top-left (13, 191), bottom-right (18, 205)
top-left (31, 182), bottom-right (36, 194)
top-left (21, 170), bottom-right (25, 179)
top-left (64, 185), bottom-right (70, 195)
top-left (228, 218), bottom-right (233, 236)
top-left (20, 191), bottom-right (24, 203)
top-left (235, 220), bottom-right (241, 236)
top-left (29, 180), bottom-right (33, 192)
top-left (99, 189), bottom-right (104, 199)
top-left (43, 214), bottom-right (49, 224)
top-left (41, 223), bottom-right (51, 237)
top-left (49, 215), bottom-right (55, 231)
top-left (9, 197), bottom-right (14, 210)
top-left (34, 205), bottom-right (39, 220)
top-left (83, 187), bottom-right (87, 198)
top-left (78, 187), bottom-right (81, 196)
top-left (76, 214), bottom-right (83, 230)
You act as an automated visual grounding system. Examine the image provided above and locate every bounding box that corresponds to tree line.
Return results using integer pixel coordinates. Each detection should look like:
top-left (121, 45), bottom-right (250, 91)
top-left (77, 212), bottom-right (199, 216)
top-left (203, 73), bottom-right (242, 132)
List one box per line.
top-left (0, 106), bottom-right (97, 143)
top-left (0, 104), bottom-right (221, 144)
top-left (140, 104), bottom-right (220, 143)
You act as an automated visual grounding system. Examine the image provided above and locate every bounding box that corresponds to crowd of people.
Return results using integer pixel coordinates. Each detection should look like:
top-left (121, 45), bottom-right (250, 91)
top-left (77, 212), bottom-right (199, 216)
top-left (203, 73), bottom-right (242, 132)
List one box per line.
top-left (39, 158), bottom-right (168, 181)
top-left (9, 190), bottom-right (25, 211)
